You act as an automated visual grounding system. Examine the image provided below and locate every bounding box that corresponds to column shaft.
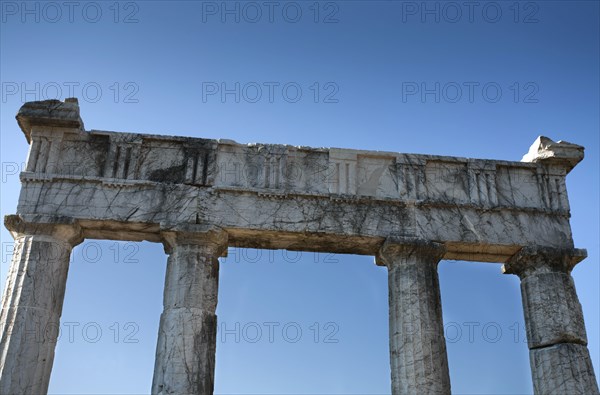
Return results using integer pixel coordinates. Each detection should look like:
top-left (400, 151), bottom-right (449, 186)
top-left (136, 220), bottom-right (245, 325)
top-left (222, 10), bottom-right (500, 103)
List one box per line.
top-left (0, 230), bottom-right (79, 394)
top-left (504, 246), bottom-right (599, 395)
top-left (152, 228), bottom-right (227, 395)
top-left (377, 238), bottom-right (450, 395)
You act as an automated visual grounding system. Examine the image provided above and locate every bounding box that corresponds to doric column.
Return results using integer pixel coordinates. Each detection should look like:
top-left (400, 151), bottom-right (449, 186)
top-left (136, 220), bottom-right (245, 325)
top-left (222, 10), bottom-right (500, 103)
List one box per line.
top-left (152, 225), bottom-right (228, 395)
top-left (503, 246), bottom-right (599, 395)
top-left (376, 237), bottom-right (450, 395)
top-left (0, 215), bottom-right (83, 394)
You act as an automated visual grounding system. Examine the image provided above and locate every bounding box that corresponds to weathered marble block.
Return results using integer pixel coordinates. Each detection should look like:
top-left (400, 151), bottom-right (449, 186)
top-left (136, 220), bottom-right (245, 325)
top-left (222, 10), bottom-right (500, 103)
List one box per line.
top-left (530, 343), bottom-right (599, 395)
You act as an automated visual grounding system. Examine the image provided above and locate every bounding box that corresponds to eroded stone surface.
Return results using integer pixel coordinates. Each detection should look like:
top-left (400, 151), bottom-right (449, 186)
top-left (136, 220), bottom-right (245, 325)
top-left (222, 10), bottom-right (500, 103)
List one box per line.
top-left (503, 246), bottom-right (598, 394)
top-left (16, 98), bottom-right (83, 144)
top-left (151, 228), bottom-right (227, 395)
top-left (530, 343), bottom-right (599, 395)
top-left (0, 221), bottom-right (82, 395)
top-left (522, 136), bottom-right (584, 173)
top-left (377, 237), bottom-right (450, 395)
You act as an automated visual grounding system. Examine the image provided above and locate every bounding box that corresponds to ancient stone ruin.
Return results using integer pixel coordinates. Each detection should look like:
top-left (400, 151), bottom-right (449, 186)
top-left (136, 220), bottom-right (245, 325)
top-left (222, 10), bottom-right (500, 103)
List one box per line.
top-left (0, 98), bottom-right (598, 394)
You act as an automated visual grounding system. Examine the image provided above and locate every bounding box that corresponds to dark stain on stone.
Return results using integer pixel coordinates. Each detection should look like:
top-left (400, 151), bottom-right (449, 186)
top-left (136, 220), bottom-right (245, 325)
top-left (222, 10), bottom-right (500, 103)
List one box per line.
top-left (149, 164), bottom-right (186, 183)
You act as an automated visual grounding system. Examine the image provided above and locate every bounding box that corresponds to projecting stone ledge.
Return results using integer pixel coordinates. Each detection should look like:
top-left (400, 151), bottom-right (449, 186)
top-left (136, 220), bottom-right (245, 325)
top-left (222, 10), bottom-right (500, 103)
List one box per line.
top-left (16, 98), bottom-right (84, 143)
top-left (522, 136), bottom-right (584, 173)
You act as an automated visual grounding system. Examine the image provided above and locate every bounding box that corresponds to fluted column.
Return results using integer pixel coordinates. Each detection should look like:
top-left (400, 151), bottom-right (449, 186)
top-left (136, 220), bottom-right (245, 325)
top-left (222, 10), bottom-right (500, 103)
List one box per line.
top-left (503, 246), bottom-right (599, 395)
top-left (0, 216), bottom-right (83, 394)
top-left (152, 225), bottom-right (228, 395)
top-left (376, 237), bottom-right (450, 395)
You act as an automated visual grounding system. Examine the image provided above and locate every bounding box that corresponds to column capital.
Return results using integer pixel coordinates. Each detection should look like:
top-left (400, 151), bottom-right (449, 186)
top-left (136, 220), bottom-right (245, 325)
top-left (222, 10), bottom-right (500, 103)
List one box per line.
top-left (160, 223), bottom-right (228, 256)
top-left (375, 236), bottom-right (446, 267)
top-left (502, 245), bottom-right (587, 278)
top-left (4, 214), bottom-right (84, 247)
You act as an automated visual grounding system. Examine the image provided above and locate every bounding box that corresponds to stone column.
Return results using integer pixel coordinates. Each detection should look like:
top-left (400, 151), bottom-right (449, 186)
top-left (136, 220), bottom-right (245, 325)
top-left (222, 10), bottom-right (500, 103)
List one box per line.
top-left (152, 225), bottom-right (228, 395)
top-left (0, 216), bottom-right (83, 394)
top-left (503, 246), bottom-right (599, 395)
top-left (376, 237), bottom-right (450, 395)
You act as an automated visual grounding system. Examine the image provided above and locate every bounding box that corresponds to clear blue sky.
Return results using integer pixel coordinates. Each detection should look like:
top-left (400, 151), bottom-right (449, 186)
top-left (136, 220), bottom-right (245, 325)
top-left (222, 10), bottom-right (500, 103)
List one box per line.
top-left (0, 1), bottom-right (598, 394)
